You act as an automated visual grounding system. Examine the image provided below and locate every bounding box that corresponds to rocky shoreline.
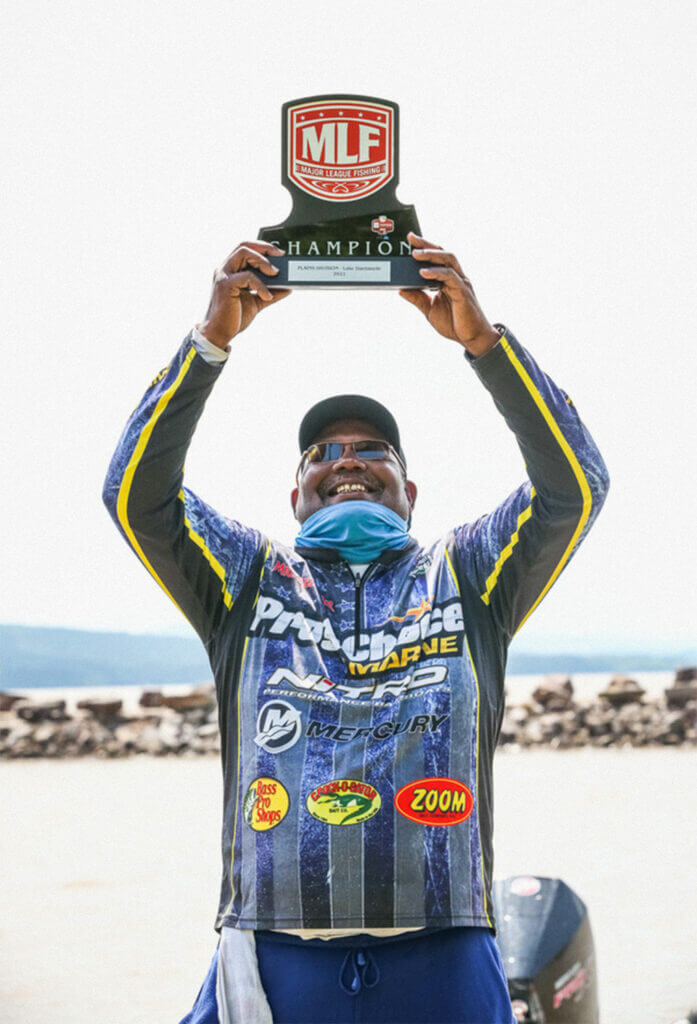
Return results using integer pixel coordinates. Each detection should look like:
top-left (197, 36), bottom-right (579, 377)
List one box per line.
top-left (1, 670), bottom-right (696, 759)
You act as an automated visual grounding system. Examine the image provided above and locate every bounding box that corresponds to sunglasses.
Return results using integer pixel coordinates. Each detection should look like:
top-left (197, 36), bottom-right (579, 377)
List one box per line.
top-left (297, 439), bottom-right (406, 479)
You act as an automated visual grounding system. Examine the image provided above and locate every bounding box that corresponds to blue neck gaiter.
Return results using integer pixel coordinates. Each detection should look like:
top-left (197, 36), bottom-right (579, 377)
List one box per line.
top-left (295, 500), bottom-right (410, 563)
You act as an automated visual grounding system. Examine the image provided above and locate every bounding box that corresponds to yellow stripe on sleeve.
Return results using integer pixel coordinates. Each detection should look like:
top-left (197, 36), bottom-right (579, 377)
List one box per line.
top-left (225, 541), bottom-right (271, 918)
top-left (464, 635), bottom-right (493, 929)
top-left (443, 547), bottom-right (493, 928)
top-left (498, 335), bottom-right (593, 632)
top-left (178, 490), bottom-right (235, 610)
top-left (116, 346), bottom-right (197, 618)
top-left (480, 491), bottom-right (535, 605)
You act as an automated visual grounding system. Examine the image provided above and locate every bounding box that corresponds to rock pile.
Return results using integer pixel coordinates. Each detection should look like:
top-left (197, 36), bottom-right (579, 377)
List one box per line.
top-left (499, 670), bottom-right (697, 749)
top-left (1, 671), bottom-right (695, 758)
top-left (0, 685), bottom-right (220, 759)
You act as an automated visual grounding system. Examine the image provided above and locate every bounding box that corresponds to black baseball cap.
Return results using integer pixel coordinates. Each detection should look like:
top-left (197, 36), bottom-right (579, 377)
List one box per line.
top-left (298, 395), bottom-right (406, 468)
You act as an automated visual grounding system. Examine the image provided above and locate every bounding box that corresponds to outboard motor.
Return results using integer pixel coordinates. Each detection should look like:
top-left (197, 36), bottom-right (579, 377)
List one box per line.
top-left (493, 876), bottom-right (599, 1023)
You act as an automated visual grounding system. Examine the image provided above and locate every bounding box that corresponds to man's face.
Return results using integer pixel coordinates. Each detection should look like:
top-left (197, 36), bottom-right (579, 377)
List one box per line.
top-left (291, 418), bottom-right (417, 525)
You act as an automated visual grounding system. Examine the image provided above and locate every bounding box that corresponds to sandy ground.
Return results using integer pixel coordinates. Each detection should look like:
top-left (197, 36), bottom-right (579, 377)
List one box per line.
top-left (1, 747), bottom-right (695, 1024)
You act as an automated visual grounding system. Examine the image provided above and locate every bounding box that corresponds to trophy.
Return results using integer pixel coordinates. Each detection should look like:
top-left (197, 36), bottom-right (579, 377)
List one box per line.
top-left (258, 94), bottom-right (434, 288)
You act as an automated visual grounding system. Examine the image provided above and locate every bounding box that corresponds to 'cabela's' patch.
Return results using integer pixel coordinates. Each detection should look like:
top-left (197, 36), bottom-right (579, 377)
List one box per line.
top-left (306, 778), bottom-right (381, 825)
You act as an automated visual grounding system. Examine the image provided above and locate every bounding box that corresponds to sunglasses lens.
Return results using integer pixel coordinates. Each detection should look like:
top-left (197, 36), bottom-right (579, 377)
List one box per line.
top-left (319, 443), bottom-right (344, 462)
top-left (301, 440), bottom-right (397, 473)
top-left (353, 441), bottom-right (390, 460)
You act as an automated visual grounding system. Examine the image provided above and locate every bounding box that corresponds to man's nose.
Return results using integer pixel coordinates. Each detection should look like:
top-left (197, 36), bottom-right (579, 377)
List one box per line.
top-left (332, 444), bottom-right (368, 469)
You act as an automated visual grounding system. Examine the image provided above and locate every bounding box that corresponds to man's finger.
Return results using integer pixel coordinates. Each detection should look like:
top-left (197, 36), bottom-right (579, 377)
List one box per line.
top-left (411, 249), bottom-right (465, 278)
top-left (418, 266), bottom-right (464, 286)
top-left (222, 241), bottom-right (284, 274)
top-left (228, 246), bottom-right (280, 277)
top-left (407, 231), bottom-right (443, 251)
top-left (399, 288), bottom-right (433, 317)
top-left (264, 287), bottom-right (292, 304)
top-left (229, 269), bottom-right (274, 301)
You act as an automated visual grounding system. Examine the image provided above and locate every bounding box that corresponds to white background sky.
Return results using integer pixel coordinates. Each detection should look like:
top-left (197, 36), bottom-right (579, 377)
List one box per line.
top-left (2, 0), bottom-right (695, 653)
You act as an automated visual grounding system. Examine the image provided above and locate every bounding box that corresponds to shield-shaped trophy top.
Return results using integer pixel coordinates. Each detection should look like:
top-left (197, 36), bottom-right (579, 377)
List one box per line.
top-left (286, 97), bottom-right (394, 203)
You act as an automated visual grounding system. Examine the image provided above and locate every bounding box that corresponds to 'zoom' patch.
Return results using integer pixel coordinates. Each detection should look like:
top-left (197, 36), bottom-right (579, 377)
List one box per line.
top-left (394, 777), bottom-right (473, 826)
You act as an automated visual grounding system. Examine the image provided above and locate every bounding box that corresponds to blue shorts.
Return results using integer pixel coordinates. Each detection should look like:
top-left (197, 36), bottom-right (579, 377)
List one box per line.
top-left (180, 927), bottom-right (515, 1024)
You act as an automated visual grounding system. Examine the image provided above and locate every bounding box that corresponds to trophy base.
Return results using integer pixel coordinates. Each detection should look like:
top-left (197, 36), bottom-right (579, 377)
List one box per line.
top-left (267, 255), bottom-right (437, 289)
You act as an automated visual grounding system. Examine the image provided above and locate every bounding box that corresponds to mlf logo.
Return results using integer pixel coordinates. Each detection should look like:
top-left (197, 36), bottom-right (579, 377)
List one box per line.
top-left (371, 215), bottom-right (394, 237)
top-left (288, 99), bottom-right (394, 202)
top-left (255, 700), bottom-right (302, 754)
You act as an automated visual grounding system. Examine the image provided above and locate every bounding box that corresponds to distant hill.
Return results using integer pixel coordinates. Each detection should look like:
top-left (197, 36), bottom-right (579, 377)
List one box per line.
top-left (0, 625), bottom-right (209, 688)
top-left (507, 651), bottom-right (694, 675)
top-left (0, 624), bottom-right (694, 690)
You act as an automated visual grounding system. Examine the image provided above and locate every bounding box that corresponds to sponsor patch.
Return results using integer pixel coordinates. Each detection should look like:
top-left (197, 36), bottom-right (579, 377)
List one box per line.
top-left (243, 777), bottom-right (289, 831)
top-left (265, 664), bottom-right (449, 702)
top-left (409, 553), bottom-right (433, 577)
top-left (254, 700), bottom-right (302, 754)
top-left (250, 594), bottom-right (464, 675)
top-left (510, 876), bottom-right (541, 896)
top-left (553, 959), bottom-right (590, 1009)
top-left (371, 215), bottom-right (394, 236)
top-left (510, 1000), bottom-right (529, 1022)
top-left (383, 596), bottom-right (432, 625)
top-left (307, 778), bottom-right (381, 825)
top-left (271, 559), bottom-right (313, 587)
top-left (306, 713), bottom-right (448, 743)
top-left (394, 777), bottom-right (474, 826)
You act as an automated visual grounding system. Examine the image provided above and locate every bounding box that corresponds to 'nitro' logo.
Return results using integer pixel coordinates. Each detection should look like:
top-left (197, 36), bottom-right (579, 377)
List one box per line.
top-left (243, 777), bottom-right (289, 831)
top-left (288, 100), bottom-right (393, 202)
top-left (394, 777), bottom-right (474, 826)
top-left (265, 663), bottom-right (448, 702)
top-left (307, 778), bottom-right (381, 825)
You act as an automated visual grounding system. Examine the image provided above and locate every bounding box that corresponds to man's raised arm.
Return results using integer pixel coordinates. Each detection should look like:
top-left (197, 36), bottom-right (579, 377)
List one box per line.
top-left (400, 233), bottom-right (610, 640)
top-left (102, 242), bottom-right (290, 643)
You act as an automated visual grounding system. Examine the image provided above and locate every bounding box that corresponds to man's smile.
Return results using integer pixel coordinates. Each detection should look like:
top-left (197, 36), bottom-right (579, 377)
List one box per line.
top-left (321, 476), bottom-right (381, 501)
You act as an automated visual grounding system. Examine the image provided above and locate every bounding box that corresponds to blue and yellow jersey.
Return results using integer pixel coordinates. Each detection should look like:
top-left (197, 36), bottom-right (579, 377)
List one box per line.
top-left (103, 327), bottom-right (609, 933)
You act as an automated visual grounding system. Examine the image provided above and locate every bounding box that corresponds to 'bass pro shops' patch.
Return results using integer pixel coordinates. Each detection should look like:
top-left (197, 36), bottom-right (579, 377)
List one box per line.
top-left (243, 777), bottom-right (290, 831)
top-left (306, 778), bottom-right (381, 825)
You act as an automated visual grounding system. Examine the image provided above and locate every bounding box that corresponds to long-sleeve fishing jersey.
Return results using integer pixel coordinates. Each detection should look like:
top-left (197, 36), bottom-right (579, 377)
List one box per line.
top-left (103, 326), bottom-right (609, 934)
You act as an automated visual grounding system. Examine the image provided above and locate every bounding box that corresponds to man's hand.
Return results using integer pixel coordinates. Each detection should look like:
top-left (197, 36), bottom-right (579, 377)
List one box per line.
top-left (399, 233), bottom-right (500, 358)
top-left (197, 242), bottom-right (291, 348)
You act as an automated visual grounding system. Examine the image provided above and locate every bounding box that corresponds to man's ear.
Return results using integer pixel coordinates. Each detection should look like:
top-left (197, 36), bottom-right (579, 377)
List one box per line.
top-left (290, 487), bottom-right (299, 516)
top-left (405, 480), bottom-right (418, 510)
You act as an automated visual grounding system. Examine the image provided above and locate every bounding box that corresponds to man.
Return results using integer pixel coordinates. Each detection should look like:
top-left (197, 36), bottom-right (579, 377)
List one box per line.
top-left (103, 233), bottom-right (609, 1023)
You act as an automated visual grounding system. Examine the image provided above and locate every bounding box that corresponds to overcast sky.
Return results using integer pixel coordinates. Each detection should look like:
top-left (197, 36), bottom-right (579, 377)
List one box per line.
top-left (2, 0), bottom-right (695, 653)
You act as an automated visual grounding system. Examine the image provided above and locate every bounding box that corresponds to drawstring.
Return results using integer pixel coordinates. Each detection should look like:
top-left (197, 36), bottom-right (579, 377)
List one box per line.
top-left (339, 948), bottom-right (380, 996)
